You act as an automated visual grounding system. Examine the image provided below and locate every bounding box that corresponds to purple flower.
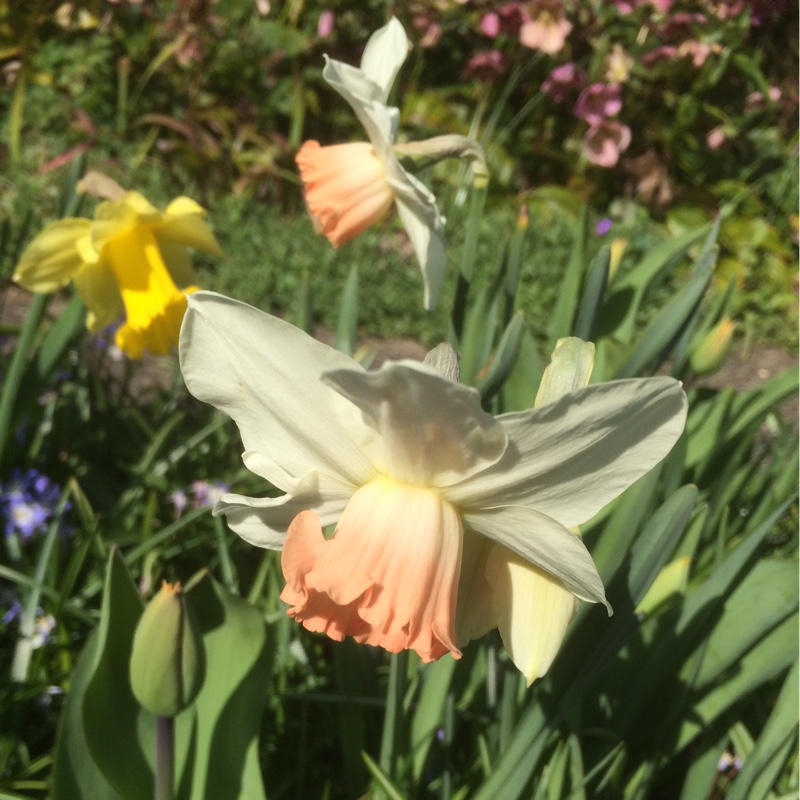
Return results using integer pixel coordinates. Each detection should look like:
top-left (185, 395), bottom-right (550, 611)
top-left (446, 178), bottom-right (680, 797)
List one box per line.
top-left (596, 218), bottom-right (613, 235)
top-left (1, 469), bottom-right (65, 539)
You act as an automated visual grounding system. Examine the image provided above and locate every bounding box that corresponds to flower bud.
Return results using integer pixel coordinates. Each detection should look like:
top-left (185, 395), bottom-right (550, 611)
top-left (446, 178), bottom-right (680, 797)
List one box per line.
top-left (129, 582), bottom-right (206, 717)
top-left (608, 238), bottom-right (627, 281)
top-left (689, 318), bottom-right (736, 376)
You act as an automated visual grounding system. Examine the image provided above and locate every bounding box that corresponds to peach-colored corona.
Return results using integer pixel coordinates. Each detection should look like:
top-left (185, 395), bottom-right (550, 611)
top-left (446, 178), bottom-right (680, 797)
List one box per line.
top-left (295, 141), bottom-right (395, 247)
top-left (280, 478), bottom-right (463, 662)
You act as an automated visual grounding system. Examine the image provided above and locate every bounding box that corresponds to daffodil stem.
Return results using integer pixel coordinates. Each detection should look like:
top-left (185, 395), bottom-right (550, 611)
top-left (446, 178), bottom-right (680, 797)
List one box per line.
top-left (11, 483), bottom-right (71, 683)
top-left (155, 715), bottom-right (175, 800)
top-left (0, 292), bottom-right (48, 468)
top-left (451, 179), bottom-right (488, 344)
top-left (377, 650), bottom-right (407, 795)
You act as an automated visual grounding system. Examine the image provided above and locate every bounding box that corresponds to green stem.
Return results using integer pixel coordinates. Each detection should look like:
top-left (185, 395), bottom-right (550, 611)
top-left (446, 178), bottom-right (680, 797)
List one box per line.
top-left (11, 482), bottom-right (71, 683)
top-left (155, 715), bottom-right (175, 800)
top-left (0, 293), bottom-right (49, 466)
top-left (214, 516), bottom-right (237, 592)
top-left (451, 178), bottom-right (488, 344)
top-left (377, 650), bottom-right (408, 795)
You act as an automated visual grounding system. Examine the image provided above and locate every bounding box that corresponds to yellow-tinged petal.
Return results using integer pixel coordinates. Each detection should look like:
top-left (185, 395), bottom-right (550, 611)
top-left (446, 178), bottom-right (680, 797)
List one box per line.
top-left (13, 218), bottom-right (92, 293)
top-left (636, 556), bottom-right (691, 617)
top-left (485, 543), bottom-right (579, 684)
top-left (72, 259), bottom-right (124, 331)
top-left (91, 191), bottom-right (160, 253)
top-left (535, 337), bottom-right (595, 407)
top-left (156, 198), bottom-right (223, 257)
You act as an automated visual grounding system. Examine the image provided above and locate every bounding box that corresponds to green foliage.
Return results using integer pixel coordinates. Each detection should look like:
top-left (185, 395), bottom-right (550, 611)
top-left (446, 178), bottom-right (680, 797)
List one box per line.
top-left (0, 5), bottom-right (796, 800)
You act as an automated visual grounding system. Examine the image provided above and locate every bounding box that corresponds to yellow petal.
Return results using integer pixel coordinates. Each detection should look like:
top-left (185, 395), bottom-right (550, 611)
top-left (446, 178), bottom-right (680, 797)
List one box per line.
top-left (91, 191), bottom-right (159, 252)
top-left (155, 199), bottom-right (223, 257)
top-left (485, 543), bottom-right (579, 684)
top-left (103, 226), bottom-right (192, 358)
top-left (13, 218), bottom-right (92, 293)
top-left (72, 259), bottom-right (124, 332)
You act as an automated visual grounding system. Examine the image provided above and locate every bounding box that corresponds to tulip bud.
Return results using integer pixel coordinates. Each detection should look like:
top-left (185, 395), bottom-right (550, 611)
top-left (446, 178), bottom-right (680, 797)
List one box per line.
top-left (129, 582), bottom-right (206, 717)
top-left (608, 238), bottom-right (627, 281)
top-left (689, 318), bottom-right (736, 376)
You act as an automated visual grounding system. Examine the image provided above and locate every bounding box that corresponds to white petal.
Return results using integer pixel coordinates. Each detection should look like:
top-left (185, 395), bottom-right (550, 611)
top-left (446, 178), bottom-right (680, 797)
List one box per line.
top-left (214, 471), bottom-right (355, 549)
top-left (322, 360), bottom-right (507, 487)
top-left (463, 505), bottom-right (609, 610)
top-left (179, 292), bottom-right (377, 488)
top-left (322, 57), bottom-right (399, 153)
top-left (359, 17), bottom-right (408, 102)
top-left (393, 185), bottom-right (447, 311)
top-left (449, 377), bottom-right (687, 528)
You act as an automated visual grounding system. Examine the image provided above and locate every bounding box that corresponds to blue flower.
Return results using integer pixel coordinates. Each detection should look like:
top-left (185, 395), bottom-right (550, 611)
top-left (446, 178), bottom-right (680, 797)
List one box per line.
top-left (0, 469), bottom-right (65, 540)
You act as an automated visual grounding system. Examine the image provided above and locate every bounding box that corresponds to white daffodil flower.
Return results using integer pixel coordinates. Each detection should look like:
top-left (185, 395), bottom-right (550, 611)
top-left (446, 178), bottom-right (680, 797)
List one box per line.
top-left (179, 293), bottom-right (688, 675)
top-left (296, 17), bottom-right (447, 310)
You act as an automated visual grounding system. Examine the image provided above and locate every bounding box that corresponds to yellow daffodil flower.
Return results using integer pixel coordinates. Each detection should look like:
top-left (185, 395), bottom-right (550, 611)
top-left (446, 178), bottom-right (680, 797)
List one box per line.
top-left (179, 292), bottom-right (688, 678)
top-left (13, 191), bottom-right (222, 358)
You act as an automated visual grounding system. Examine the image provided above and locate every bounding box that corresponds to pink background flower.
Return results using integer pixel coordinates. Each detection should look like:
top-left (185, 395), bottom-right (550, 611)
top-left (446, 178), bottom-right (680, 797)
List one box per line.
top-left (583, 120), bottom-right (632, 167)
top-left (574, 83), bottom-right (623, 124)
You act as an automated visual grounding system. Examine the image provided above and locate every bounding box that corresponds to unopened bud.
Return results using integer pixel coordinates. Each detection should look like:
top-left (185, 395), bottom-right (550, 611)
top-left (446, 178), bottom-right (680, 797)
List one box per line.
top-left (690, 318), bottom-right (736, 375)
top-left (129, 582), bottom-right (206, 717)
top-left (608, 238), bottom-right (627, 281)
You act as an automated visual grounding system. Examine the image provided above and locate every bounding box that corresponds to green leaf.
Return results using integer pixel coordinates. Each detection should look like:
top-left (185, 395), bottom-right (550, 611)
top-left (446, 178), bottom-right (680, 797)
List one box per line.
top-left (548, 205), bottom-right (587, 344)
top-left (615, 231), bottom-right (718, 378)
top-left (79, 549), bottom-right (153, 800)
top-left (600, 223), bottom-right (710, 345)
top-left (726, 659), bottom-right (799, 800)
top-left (362, 751), bottom-right (406, 800)
top-left (178, 573), bottom-right (270, 800)
top-left (335, 264), bottom-right (359, 356)
top-left (475, 311), bottom-right (526, 403)
top-left (573, 246), bottom-right (609, 342)
top-left (51, 632), bottom-right (123, 800)
top-left (411, 657), bottom-right (457, 781)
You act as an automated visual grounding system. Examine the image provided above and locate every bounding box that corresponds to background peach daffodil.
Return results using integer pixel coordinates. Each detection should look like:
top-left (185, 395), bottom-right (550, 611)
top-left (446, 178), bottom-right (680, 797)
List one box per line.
top-left (13, 190), bottom-right (221, 359)
top-left (296, 18), bottom-right (449, 310)
top-left (181, 292), bottom-right (688, 680)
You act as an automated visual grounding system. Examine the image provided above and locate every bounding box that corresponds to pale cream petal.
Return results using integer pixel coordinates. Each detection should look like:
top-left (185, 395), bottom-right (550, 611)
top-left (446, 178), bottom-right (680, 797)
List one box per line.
top-left (179, 292), bottom-right (378, 488)
top-left (359, 17), bottom-right (408, 102)
top-left (485, 543), bottom-right (579, 684)
top-left (394, 194), bottom-right (447, 311)
top-left (322, 360), bottom-right (507, 487)
top-left (321, 56), bottom-right (399, 156)
top-left (213, 470), bottom-right (355, 549)
top-left (448, 377), bottom-right (687, 528)
top-left (462, 505), bottom-right (609, 609)
top-left (535, 337), bottom-right (595, 407)
top-left (13, 218), bottom-right (92, 293)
